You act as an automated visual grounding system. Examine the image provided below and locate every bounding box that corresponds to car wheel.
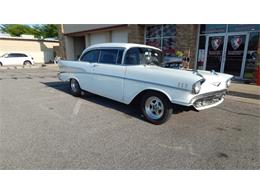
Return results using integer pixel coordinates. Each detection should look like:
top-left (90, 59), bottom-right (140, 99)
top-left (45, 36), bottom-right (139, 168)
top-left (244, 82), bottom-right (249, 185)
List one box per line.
top-left (70, 78), bottom-right (81, 97)
top-left (23, 61), bottom-right (32, 65)
top-left (0, 62), bottom-right (2, 66)
top-left (141, 91), bottom-right (173, 125)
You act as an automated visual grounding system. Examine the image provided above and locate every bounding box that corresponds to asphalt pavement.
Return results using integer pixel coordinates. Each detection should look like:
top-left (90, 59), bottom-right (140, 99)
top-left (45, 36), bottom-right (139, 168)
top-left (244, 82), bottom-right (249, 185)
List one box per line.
top-left (0, 67), bottom-right (259, 169)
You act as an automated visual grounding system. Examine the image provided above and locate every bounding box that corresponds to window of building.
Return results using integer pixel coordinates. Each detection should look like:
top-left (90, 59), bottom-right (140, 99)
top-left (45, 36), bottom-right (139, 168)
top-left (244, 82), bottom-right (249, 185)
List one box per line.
top-left (145, 25), bottom-right (176, 56)
top-left (196, 36), bottom-right (206, 69)
top-left (80, 50), bottom-right (100, 63)
top-left (200, 24), bottom-right (227, 34)
top-left (228, 24), bottom-right (260, 32)
top-left (244, 32), bottom-right (260, 80)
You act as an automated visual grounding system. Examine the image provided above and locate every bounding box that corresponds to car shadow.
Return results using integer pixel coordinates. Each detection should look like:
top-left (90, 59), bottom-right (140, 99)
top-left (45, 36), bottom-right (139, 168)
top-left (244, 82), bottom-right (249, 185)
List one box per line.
top-left (41, 81), bottom-right (194, 122)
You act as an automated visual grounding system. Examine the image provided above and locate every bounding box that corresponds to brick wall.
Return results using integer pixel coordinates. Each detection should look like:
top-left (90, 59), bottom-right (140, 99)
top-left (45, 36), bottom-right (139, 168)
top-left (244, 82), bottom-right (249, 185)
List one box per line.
top-left (176, 24), bottom-right (199, 68)
top-left (127, 25), bottom-right (145, 44)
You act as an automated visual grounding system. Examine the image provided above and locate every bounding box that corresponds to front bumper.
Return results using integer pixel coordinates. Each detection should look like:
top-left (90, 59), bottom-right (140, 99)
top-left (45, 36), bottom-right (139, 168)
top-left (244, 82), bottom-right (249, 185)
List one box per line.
top-left (190, 89), bottom-right (227, 110)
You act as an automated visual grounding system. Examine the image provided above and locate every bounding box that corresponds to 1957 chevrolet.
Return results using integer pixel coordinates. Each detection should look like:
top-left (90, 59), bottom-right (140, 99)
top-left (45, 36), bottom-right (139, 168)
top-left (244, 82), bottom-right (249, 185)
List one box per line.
top-left (58, 43), bottom-right (233, 124)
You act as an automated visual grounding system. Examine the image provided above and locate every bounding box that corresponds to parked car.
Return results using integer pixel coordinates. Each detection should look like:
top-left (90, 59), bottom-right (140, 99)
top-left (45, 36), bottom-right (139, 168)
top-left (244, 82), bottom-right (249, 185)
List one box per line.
top-left (58, 43), bottom-right (233, 124)
top-left (0, 53), bottom-right (34, 66)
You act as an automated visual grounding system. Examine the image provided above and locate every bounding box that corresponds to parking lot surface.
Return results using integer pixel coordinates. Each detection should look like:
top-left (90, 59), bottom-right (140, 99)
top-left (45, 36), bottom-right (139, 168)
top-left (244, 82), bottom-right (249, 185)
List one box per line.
top-left (0, 67), bottom-right (259, 169)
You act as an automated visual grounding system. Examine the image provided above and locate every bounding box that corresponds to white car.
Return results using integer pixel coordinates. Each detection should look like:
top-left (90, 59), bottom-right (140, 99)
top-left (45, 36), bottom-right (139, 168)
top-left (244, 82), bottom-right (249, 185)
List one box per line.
top-left (58, 43), bottom-right (233, 124)
top-left (0, 53), bottom-right (34, 66)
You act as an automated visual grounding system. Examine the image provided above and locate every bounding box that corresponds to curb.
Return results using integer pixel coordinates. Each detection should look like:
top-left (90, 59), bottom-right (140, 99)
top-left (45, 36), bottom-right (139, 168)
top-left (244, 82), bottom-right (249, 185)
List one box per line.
top-left (0, 64), bottom-right (58, 70)
top-left (226, 95), bottom-right (260, 106)
top-left (228, 91), bottom-right (260, 100)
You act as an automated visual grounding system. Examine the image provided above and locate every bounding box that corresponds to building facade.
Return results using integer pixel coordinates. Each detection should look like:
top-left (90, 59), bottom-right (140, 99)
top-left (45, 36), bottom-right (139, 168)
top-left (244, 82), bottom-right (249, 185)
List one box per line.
top-left (60, 24), bottom-right (260, 82)
top-left (0, 35), bottom-right (60, 63)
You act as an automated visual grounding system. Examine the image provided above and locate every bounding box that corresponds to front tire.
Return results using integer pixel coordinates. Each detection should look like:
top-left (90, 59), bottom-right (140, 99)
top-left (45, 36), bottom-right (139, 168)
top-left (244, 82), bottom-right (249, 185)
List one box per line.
top-left (70, 78), bottom-right (81, 97)
top-left (141, 91), bottom-right (173, 125)
top-left (0, 62), bottom-right (2, 66)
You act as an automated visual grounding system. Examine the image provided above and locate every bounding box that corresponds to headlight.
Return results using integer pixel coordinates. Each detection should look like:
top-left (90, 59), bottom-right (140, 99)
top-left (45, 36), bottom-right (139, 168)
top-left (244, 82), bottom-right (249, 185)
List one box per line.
top-left (192, 81), bottom-right (201, 94)
top-left (226, 79), bottom-right (231, 88)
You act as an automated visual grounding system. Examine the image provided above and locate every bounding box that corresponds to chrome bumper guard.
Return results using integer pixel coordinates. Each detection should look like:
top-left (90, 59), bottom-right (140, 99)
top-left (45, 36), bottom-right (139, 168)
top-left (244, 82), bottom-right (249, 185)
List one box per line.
top-left (191, 89), bottom-right (227, 110)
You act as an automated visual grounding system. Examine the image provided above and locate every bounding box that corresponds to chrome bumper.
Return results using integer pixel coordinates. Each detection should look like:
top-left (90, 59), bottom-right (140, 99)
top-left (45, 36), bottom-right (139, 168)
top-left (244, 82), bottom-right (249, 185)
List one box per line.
top-left (191, 89), bottom-right (227, 110)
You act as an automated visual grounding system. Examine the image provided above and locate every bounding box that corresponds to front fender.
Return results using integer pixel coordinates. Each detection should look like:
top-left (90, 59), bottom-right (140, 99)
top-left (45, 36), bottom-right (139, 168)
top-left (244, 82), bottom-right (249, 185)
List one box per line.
top-left (123, 78), bottom-right (193, 106)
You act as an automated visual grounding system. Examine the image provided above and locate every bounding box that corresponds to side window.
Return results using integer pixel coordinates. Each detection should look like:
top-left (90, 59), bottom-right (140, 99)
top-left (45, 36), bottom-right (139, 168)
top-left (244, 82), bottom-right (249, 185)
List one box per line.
top-left (8, 53), bottom-right (18, 58)
top-left (99, 49), bottom-right (118, 64)
top-left (80, 50), bottom-right (100, 63)
top-left (14, 53), bottom-right (27, 57)
top-left (124, 48), bottom-right (140, 65)
top-left (116, 49), bottom-right (124, 64)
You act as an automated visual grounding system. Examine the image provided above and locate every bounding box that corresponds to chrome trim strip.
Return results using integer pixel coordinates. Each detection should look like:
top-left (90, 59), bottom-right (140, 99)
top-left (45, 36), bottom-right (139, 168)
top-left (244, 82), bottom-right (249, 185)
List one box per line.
top-left (125, 76), bottom-right (191, 92)
top-left (59, 71), bottom-right (191, 92)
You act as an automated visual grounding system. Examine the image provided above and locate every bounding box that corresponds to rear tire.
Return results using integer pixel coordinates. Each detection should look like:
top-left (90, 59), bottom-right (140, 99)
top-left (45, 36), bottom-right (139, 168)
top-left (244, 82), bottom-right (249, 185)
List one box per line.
top-left (23, 61), bottom-right (32, 65)
top-left (70, 78), bottom-right (81, 97)
top-left (141, 91), bottom-right (173, 125)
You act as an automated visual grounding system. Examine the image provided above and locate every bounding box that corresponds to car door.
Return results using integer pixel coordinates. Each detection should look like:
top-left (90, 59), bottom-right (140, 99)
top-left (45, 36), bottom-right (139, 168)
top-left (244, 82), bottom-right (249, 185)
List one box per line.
top-left (78, 49), bottom-right (100, 91)
top-left (7, 53), bottom-right (21, 65)
top-left (91, 48), bottom-right (126, 102)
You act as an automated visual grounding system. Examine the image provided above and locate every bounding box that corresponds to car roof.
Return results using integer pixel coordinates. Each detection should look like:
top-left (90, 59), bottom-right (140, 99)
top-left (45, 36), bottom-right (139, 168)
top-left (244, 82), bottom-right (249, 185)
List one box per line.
top-left (8, 52), bottom-right (27, 55)
top-left (83, 43), bottom-right (161, 53)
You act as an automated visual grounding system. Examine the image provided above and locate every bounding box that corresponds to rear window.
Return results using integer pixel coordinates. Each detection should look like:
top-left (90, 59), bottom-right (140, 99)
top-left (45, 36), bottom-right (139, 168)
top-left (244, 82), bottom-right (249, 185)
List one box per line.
top-left (80, 50), bottom-right (100, 63)
top-left (19, 53), bottom-right (27, 57)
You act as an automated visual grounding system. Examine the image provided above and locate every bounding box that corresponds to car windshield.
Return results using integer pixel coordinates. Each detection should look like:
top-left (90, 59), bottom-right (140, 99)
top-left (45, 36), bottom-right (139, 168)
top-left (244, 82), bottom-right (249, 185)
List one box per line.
top-left (125, 47), bottom-right (162, 66)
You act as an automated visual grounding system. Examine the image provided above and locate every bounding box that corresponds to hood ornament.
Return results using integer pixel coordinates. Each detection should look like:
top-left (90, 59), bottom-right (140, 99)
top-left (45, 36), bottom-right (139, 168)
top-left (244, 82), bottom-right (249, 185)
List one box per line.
top-left (211, 70), bottom-right (218, 75)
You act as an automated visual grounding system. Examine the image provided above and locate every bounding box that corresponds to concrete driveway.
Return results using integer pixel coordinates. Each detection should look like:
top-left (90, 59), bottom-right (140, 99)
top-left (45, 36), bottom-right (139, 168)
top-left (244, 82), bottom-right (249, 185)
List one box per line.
top-left (0, 67), bottom-right (259, 169)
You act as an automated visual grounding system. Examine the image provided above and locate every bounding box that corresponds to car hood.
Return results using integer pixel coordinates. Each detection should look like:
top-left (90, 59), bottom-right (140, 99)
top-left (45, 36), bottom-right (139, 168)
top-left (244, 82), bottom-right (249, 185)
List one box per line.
top-left (145, 66), bottom-right (233, 90)
top-left (196, 70), bottom-right (233, 83)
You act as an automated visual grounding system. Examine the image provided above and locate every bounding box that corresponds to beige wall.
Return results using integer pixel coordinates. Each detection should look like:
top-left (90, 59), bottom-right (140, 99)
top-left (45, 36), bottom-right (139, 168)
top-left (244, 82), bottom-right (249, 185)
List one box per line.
top-left (64, 28), bottom-right (128, 60)
top-left (64, 36), bottom-right (75, 60)
top-left (0, 39), bottom-right (59, 63)
top-left (63, 24), bottom-right (122, 34)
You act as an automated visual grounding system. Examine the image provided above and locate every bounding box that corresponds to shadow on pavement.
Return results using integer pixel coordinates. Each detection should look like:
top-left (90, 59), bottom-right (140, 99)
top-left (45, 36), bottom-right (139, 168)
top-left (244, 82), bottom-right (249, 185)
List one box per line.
top-left (41, 81), bottom-right (194, 123)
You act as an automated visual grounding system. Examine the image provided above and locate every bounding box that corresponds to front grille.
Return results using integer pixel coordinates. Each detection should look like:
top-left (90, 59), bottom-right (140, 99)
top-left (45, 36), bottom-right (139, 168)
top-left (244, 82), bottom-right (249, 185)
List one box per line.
top-left (192, 90), bottom-right (226, 109)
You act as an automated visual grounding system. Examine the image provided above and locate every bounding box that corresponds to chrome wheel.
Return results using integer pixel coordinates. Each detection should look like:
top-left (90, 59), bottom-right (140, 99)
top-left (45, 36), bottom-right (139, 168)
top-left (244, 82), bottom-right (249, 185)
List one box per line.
top-left (70, 79), bottom-right (77, 92)
top-left (70, 79), bottom-right (81, 97)
top-left (144, 96), bottom-right (164, 120)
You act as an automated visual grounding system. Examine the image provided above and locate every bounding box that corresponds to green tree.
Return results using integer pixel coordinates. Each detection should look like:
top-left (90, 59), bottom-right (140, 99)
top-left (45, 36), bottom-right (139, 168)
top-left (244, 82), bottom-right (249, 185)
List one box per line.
top-left (0, 24), bottom-right (34, 37)
top-left (32, 24), bottom-right (58, 39)
top-left (0, 24), bottom-right (58, 39)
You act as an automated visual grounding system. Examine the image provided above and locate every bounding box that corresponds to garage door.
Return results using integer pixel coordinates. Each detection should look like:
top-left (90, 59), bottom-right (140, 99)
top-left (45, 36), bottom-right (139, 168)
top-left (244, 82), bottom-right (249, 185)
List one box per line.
top-left (112, 30), bottom-right (128, 43)
top-left (90, 32), bottom-right (110, 45)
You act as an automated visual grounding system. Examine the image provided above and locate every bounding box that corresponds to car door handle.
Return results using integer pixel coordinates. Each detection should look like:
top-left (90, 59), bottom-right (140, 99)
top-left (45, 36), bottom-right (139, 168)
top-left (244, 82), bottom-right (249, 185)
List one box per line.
top-left (92, 64), bottom-right (98, 67)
